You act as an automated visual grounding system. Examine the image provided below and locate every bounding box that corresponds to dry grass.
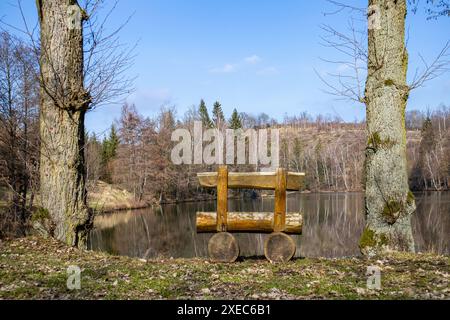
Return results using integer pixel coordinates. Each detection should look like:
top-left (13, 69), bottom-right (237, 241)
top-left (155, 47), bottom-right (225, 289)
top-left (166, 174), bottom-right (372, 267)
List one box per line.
top-left (87, 181), bottom-right (148, 212)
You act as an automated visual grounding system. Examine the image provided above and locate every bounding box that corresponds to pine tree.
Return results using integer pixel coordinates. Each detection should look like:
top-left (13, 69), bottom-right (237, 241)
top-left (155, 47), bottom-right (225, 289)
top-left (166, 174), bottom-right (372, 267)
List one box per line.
top-left (228, 108), bottom-right (242, 129)
top-left (420, 117), bottom-right (435, 153)
top-left (212, 101), bottom-right (225, 128)
top-left (198, 99), bottom-right (213, 128)
top-left (100, 125), bottom-right (120, 183)
top-left (102, 124), bottom-right (119, 164)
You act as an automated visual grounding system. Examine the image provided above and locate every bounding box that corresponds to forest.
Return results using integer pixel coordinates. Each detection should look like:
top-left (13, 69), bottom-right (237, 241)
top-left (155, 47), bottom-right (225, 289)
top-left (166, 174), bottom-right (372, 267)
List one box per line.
top-left (1, 41), bottom-right (449, 236)
top-left (0, 0), bottom-right (449, 304)
top-left (84, 101), bottom-right (450, 202)
top-left (1, 41), bottom-right (448, 232)
top-left (1, 27), bottom-right (449, 241)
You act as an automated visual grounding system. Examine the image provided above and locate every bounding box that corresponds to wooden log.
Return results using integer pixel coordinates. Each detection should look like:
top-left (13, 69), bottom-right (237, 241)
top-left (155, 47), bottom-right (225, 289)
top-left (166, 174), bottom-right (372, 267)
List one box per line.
top-left (197, 171), bottom-right (305, 191)
top-left (264, 232), bottom-right (296, 263)
top-left (273, 168), bottom-right (286, 232)
top-left (216, 166), bottom-right (228, 232)
top-left (197, 212), bottom-right (302, 234)
top-left (208, 232), bottom-right (239, 262)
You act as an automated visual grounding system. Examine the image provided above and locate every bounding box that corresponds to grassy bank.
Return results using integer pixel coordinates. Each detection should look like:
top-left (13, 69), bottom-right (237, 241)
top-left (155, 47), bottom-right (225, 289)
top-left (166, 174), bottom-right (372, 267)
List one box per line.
top-left (87, 181), bottom-right (149, 212)
top-left (0, 182), bottom-right (144, 214)
top-left (0, 236), bottom-right (448, 300)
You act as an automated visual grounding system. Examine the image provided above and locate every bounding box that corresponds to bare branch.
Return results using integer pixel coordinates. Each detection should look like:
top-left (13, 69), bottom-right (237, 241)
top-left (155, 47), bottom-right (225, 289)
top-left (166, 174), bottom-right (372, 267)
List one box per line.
top-left (323, 0), bottom-right (365, 16)
top-left (318, 12), bottom-right (367, 103)
top-left (409, 40), bottom-right (450, 90)
top-left (2, 0), bottom-right (136, 111)
top-left (81, 0), bottom-right (137, 108)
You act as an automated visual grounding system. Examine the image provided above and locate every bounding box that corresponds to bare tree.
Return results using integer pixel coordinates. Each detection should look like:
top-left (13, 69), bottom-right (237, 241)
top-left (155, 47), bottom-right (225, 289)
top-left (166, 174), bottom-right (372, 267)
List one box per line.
top-left (0, 31), bottom-right (39, 236)
top-left (85, 132), bottom-right (102, 184)
top-left (409, 0), bottom-right (450, 18)
top-left (31, 0), bottom-right (134, 247)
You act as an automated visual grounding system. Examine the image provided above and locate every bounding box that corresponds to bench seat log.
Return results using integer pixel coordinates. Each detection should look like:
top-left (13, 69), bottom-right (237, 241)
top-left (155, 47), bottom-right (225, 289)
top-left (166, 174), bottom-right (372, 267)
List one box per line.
top-left (197, 172), bottom-right (305, 191)
top-left (196, 211), bottom-right (302, 234)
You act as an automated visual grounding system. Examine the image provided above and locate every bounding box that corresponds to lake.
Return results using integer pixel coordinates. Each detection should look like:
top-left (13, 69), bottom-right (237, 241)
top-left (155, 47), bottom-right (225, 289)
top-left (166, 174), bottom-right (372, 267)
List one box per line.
top-left (88, 192), bottom-right (450, 258)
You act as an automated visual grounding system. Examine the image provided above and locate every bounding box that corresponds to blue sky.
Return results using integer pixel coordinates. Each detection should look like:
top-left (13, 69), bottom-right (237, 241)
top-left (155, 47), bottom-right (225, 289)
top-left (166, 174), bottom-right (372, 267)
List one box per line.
top-left (1, 0), bottom-right (449, 135)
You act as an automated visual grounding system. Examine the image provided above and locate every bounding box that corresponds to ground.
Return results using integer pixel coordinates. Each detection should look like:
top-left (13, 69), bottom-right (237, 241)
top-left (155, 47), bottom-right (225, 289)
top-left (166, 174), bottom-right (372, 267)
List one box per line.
top-left (0, 236), bottom-right (448, 300)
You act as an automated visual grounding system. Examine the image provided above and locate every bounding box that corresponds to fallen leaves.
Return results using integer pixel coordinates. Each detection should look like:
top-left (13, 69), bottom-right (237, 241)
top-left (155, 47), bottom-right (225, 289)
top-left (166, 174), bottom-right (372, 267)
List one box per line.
top-left (0, 236), bottom-right (448, 300)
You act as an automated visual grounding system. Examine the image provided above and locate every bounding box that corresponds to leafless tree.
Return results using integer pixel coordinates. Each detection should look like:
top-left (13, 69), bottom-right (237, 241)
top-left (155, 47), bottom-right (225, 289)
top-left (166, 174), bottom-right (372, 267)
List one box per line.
top-left (0, 0), bottom-right (135, 246)
top-left (319, 0), bottom-right (450, 256)
top-left (0, 31), bottom-right (39, 236)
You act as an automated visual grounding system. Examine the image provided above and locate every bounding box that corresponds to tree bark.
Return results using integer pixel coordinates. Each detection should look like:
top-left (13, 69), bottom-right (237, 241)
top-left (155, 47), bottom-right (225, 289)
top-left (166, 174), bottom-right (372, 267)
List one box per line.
top-left (361, 0), bottom-right (416, 256)
top-left (264, 232), bottom-right (296, 263)
top-left (37, 0), bottom-right (93, 247)
top-left (208, 232), bottom-right (239, 262)
top-left (196, 211), bottom-right (302, 234)
top-left (197, 171), bottom-right (305, 191)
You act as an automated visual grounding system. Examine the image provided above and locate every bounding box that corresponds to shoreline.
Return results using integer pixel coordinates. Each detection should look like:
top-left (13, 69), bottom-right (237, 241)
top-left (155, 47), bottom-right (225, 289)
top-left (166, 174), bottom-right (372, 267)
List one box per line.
top-left (91, 188), bottom-right (449, 214)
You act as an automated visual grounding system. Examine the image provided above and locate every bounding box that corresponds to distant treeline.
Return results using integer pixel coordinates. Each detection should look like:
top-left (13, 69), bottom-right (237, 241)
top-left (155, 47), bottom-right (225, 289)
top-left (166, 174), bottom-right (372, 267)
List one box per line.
top-left (0, 31), bottom-right (449, 223)
top-left (83, 102), bottom-right (449, 203)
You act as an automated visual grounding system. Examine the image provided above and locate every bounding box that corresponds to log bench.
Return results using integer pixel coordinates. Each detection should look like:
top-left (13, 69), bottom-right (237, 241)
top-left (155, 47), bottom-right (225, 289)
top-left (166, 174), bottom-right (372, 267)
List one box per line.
top-left (196, 166), bottom-right (304, 263)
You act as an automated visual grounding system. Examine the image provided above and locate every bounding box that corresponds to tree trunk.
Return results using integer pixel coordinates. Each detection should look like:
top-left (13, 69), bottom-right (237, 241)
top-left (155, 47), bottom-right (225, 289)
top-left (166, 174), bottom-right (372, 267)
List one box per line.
top-left (196, 211), bottom-right (303, 234)
top-left (37, 0), bottom-right (93, 247)
top-left (361, 0), bottom-right (416, 256)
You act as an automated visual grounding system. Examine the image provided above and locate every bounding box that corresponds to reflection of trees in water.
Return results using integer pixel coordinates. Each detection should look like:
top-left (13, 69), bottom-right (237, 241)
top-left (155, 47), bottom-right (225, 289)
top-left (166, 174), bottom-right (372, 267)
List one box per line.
top-left (89, 192), bottom-right (449, 258)
top-left (298, 193), bottom-right (365, 258)
top-left (413, 192), bottom-right (449, 254)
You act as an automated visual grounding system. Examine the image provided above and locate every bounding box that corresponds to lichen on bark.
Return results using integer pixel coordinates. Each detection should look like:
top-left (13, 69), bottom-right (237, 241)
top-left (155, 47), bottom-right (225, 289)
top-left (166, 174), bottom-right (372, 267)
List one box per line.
top-left (367, 132), bottom-right (396, 151)
top-left (359, 227), bottom-right (389, 257)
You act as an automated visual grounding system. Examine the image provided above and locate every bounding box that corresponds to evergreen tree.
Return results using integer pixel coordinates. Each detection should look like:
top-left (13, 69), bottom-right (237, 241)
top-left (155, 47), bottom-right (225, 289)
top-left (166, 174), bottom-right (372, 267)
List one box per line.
top-left (420, 117), bottom-right (435, 154)
top-left (228, 108), bottom-right (242, 129)
top-left (198, 99), bottom-right (213, 128)
top-left (102, 124), bottom-right (119, 164)
top-left (212, 101), bottom-right (225, 128)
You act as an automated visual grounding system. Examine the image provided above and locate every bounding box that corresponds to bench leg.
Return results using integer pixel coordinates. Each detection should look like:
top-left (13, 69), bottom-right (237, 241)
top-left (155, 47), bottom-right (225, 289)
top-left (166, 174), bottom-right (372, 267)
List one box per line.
top-left (208, 232), bottom-right (239, 263)
top-left (264, 232), bottom-right (296, 263)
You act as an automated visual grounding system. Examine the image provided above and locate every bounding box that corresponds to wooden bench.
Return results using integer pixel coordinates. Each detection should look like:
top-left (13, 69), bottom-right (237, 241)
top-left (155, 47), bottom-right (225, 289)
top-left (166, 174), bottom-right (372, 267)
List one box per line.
top-left (196, 166), bottom-right (304, 262)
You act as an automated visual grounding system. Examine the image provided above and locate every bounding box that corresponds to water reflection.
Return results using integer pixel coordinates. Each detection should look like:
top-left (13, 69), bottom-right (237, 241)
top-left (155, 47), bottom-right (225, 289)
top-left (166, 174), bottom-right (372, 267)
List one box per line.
top-left (88, 192), bottom-right (449, 258)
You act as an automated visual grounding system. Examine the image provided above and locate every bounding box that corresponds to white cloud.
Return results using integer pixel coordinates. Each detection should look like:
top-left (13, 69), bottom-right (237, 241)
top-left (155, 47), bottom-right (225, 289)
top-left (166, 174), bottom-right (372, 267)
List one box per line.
top-left (129, 87), bottom-right (172, 110)
top-left (140, 88), bottom-right (171, 101)
top-left (256, 66), bottom-right (279, 76)
top-left (209, 64), bottom-right (237, 73)
top-left (244, 55), bottom-right (262, 64)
